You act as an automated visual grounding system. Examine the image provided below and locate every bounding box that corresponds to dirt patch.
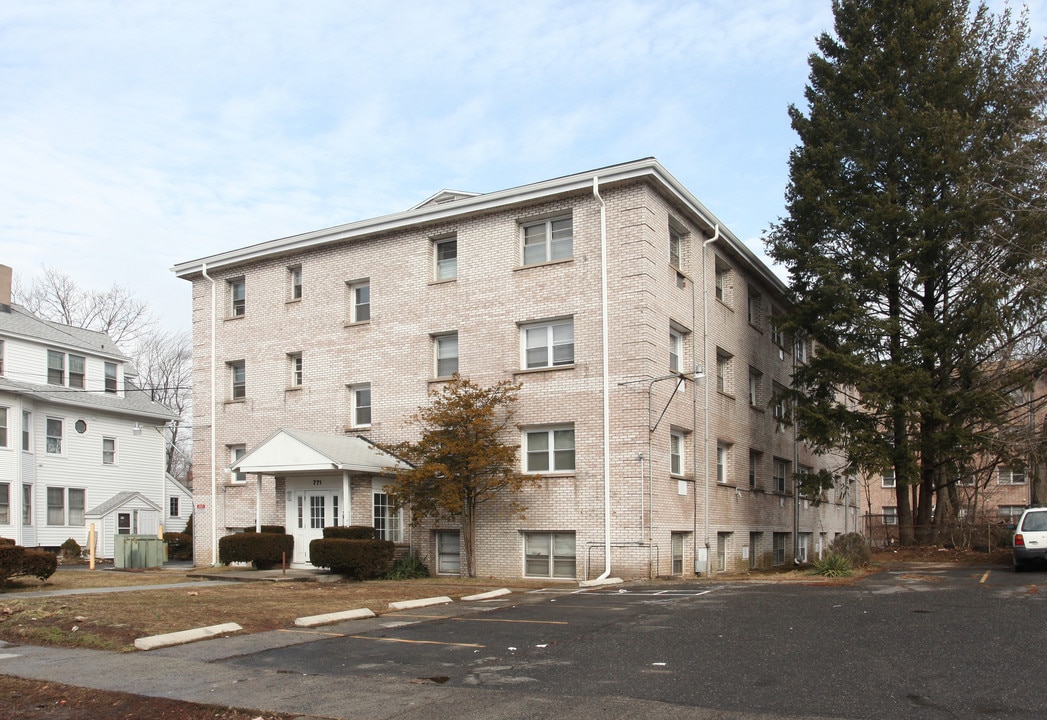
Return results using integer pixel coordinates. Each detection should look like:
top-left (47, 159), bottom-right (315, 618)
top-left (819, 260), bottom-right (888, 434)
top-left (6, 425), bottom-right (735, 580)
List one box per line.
top-left (0, 573), bottom-right (540, 652)
top-left (0, 675), bottom-right (292, 720)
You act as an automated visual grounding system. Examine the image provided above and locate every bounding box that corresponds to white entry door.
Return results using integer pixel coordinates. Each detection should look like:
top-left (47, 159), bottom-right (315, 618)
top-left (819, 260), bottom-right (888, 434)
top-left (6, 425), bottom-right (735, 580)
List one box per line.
top-left (290, 489), bottom-right (339, 564)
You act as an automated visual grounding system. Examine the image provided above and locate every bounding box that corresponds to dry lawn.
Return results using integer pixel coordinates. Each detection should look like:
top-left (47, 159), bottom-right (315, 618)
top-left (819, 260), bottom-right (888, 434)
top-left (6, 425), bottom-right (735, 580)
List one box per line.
top-left (0, 568), bottom-right (540, 653)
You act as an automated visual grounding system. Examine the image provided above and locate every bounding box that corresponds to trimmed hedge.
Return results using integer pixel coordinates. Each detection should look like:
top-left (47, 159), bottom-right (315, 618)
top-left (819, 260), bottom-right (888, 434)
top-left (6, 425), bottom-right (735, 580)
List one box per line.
top-left (309, 538), bottom-right (395, 580)
top-left (163, 532), bottom-right (193, 561)
top-left (218, 532), bottom-right (294, 570)
top-left (323, 525), bottom-right (377, 540)
top-left (21, 549), bottom-right (57, 581)
top-left (0, 545), bottom-right (26, 588)
top-left (245, 525), bottom-right (286, 535)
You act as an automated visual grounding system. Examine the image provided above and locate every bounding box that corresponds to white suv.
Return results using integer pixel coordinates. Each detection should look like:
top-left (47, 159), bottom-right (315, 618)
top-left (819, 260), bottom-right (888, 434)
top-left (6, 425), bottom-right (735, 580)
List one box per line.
top-left (1013, 506), bottom-right (1047, 572)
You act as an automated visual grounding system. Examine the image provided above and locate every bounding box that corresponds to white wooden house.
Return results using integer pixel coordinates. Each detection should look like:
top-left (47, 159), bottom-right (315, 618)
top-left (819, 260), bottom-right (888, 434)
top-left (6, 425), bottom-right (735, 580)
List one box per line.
top-left (0, 265), bottom-right (179, 556)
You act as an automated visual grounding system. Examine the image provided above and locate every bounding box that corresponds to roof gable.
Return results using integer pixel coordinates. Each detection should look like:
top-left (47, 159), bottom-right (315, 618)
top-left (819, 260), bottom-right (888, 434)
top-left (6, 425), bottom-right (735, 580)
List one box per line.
top-left (233, 428), bottom-right (410, 474)
top-left (87, 491), bottom-right (162, 517)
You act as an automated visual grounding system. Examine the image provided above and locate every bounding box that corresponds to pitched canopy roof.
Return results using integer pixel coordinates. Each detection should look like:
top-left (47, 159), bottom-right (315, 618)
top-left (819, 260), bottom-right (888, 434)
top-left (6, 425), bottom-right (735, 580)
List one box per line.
top-left (232, 428), bottom-right (410, 475)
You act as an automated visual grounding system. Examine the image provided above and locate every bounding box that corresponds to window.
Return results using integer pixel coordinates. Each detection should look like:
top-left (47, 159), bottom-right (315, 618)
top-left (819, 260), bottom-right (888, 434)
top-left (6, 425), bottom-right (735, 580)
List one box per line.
top-left (230, 445), bottom-right (246, 483)
top-left (170, 496), bottom-right (180, 518)
top-left (229, 361), bottom-right (245, 400)
top-left (524, 426), bottom-right (575, 473)
top-left (373, 487), bottom-right (402, 542)
top-left (714, 258), bottom-right (731, 304)
top-left (798, 533), bottom-right (811, 563)
top-left (289, 265), bottom-right (302, 300)
top-left (669, 330), bottom-right (683, 373)
top-left (669, 229), bottom-right (682, 269)
top-left (45, 418), bottom-right (63, 454)
top-left (524, 532), bottom-right (576, 578)
top-left (347, 280), bottom-right (370, 323)
top-left (717, 442), bottom-right (731, 484)
top-left (434, 333), bottom-right (459, 377)
top-left (0, 338), bottom-right (3, 374)
top-left (522, 319), bottom-right (574, 369)
top-left (771, 318), bottom-right (785, 358)
top-left (716, 350), bottom-right (732, 394)
top-left (434, 237), bottom-right (457, 281)
top-left (47, 350), bottom-right (65, 385)
top-left (795, 335), bottom-right (809, 363)
top-left (881, 470), bottom-right (896, 488)
top-left (68, 489), bottom-right (84, 526)
top-left (436, 531), bottom-right (461, 575)
top-left (772, 384), bottom-right (789, 422)
top-left (0, 407), bottom-right (6, 447)
top-left (750, 531), bottom-right (763, 569)
top-left (289, 353), bottom-right (303, 387)
top-left (1000, 505), bottom-right (1025, 522)
top-left (749, 450), bottom-right (761, 489)
top-left (772, 532), bottom-right (788, 565)
top-left (747, 288), bottom-right (762, 326)
top-left (104, 362), bottom-right (118, 394)
top-left (102, 437), bottom-right (116, 465)
top-left (117, 512), bottom-right (132, 534)
top-left (229, 278), bottom-right (245, 316)
top-left (798, 465), bottom-right (813, 497)
top-left (670, 432), bottom-right (684, 476)
top-left (522, 216), bottom-right (572, 265)
top-left (68, 355), bottom-right (85, 388)
top-left (773, 458), bottom-right (789, 493)
top-left (350, 383), bottom-right (372, 427)
top-left (883, 506), bottom-right (898, 525)
top-left (748, 368), bottom-right (761, 407)
top-left (671, 532), bottom-right (685, 574)
top-left (22, 484), bottom-right (32, 525)
top-left (22, 411), bottom-right (30, 452)
top-left (999, 466), bottom-right (1026, 484)
top-left (47, 487), bottom-right (65, 525)
top-left (0, 483), bottom-right (8, 524)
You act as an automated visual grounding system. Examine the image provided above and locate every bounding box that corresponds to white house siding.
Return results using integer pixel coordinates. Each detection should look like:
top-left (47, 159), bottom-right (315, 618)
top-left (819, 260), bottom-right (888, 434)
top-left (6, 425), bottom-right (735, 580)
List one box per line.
top-left (179, 161), bottom-right (855, 576)
top-left (164, 475), bottom-right (193, 534)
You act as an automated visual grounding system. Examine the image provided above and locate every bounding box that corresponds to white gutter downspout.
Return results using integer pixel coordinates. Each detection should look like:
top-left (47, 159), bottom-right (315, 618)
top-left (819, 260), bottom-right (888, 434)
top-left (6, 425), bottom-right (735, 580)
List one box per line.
top-left (201, 263), bottom-right (218, 565)
top-left (594, 177), bottom-right (613, 581)
top-left (701, 226), bottom-right (720, 573)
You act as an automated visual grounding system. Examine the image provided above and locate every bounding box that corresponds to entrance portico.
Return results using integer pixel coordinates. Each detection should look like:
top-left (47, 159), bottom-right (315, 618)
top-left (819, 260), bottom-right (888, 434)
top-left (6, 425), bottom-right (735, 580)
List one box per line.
top-left (232, 428), bottom-right (410, 564)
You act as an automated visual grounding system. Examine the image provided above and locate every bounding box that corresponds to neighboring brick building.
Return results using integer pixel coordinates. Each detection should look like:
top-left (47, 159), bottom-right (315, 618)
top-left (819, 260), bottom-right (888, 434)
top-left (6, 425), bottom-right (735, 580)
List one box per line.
top-left (173, 158), bottom-right (858, 579)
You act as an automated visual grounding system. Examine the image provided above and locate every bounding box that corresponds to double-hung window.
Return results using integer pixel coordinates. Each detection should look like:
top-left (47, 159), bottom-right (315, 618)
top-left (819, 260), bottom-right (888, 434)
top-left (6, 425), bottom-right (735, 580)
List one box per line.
top-left (670, 432), bottom-right (684, 476)
top-left (716, 350), bottom-right (732, 394)
top-left (104, 362), bottom-right (118, 394)
top-left (289, 266), bottom-right (302, 300)
top-left (373, 481), bottom-right (403, 542)
top-left (170, 496), bottom-right (181, 518)
top-left (230, 445), bottom-right (246, 483)
top-left (21, 411), bottom-right (30, 452)
top-left (669, 229), bottom-right (682, 269)
top-left (289, 353), bottom-right (303, 387)
top-left (102, 437), bottom-right (116, 465)
top-left (347, 280), bottom-right (370, 323)
top-left (229, 361), bottom-right (246, 400)
top-left (46, 418), bottom-right (63, 454)
top-left (229, 278), bottom-right (245, 316)
top-left (524, 426), bottom-right (575, 473)
top-left (999, 466), bottom-right (1026, 484)
top-left (714, 258), bottom-right (731, 304)
top-left (717, 442), bottom-right (731, 484)
top-left (68, 489), bottom-right (85, 526)
top-left (773, 458), bottom-right (789, 493)
top-left (434, 333), bottom-right (459, 377)
top-left (0, 483), bottom-right (8, 524)
top-left (669, 330), bottom-right (683, 373)
top-left (748, 367), bottom-right (761, 407)
top-left (881, 470), bottom-right (896, 488)
top-left (350, 383), bottom-right (372, 427)
top-left (523, 319), bottom-right (574, 369)
top-left (47, 350), bottom-right (65, 385)
top-left (522, 216), bottom-right (572, 265)
top-left (747, 288), bottom-right (762, 326)
top-left (524, 532), bottom-right (576, 578)
top-left (434, 237), bottom-right (457, 281)
top-left (68, 355), bottom-right (85, 388)
top-left (47, 487), bottom-right (65, 525)
top-left (0, 407), bottom-right (7, 448)
top-left (749, 450), bottom-right (761, 489)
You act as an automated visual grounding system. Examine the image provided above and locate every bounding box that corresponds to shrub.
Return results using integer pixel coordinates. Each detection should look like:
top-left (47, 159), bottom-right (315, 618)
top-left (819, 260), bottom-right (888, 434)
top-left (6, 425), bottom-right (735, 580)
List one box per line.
top-left (811, 552), bottom-right (853, 578)
top-left (60, 538), bottom-right (82, 559)
top-left (829, 532), bottom-right (871, 567)
top-left (384, 553), bottom-right (430, 580)
top-left (0, 545), bottom-right (26, 589)
top-left (20, 549), bottom-right (58, 581)
top-left (218, 532), bottom-right (294, 570)
top-left (309, 538), bottom-right (395, 580)
top-left (323, 525), bottom-right (376, 540)
top-left (163, 532), bottom-right (193, 561)
top-left (0, 537), bottom-right (15, 546)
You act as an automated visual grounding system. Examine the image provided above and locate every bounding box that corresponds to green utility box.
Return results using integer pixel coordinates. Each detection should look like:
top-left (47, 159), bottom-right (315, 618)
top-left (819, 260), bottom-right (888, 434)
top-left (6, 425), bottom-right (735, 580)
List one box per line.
top-left (114, 534), bottom-right (168, 569)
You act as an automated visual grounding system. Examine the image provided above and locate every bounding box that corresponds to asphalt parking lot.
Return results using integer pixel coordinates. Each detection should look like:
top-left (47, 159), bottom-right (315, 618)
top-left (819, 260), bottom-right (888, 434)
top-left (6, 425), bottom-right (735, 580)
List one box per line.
top-left (222, 565), bottom-right (1047, 719)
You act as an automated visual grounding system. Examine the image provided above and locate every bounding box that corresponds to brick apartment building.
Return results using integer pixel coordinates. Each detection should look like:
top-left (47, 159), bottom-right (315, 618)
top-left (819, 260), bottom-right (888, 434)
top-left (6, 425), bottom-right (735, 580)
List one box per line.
top-left (173, 158), bottom-right (858, 579)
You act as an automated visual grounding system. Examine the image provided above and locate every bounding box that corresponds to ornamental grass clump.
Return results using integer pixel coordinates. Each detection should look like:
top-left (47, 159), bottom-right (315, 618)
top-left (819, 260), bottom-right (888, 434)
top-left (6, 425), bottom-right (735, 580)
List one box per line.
top-left (812, 552), bottom-right (853, 578)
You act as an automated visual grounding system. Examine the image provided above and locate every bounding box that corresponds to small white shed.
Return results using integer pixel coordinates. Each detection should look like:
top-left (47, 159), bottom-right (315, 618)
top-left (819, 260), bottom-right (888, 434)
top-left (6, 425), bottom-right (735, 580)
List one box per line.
top-left (85, 492), bottom-right (162, 559)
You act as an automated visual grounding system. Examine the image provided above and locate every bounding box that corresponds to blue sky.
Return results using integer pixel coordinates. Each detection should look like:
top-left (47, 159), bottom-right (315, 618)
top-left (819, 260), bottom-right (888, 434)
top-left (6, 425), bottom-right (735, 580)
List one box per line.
top-left (2, 1), bottom-right (1043, 333)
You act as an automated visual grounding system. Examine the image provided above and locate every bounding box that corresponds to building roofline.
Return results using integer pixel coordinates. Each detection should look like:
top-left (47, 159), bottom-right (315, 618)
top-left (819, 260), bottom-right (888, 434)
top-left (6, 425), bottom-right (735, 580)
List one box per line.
top-left (171, 158), bottom-right (786, 295)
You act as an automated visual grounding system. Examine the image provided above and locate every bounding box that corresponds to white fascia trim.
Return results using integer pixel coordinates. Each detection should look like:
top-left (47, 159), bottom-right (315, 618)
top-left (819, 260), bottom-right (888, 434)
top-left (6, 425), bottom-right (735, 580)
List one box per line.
top-left (172, 158), bottom-right (786, 295)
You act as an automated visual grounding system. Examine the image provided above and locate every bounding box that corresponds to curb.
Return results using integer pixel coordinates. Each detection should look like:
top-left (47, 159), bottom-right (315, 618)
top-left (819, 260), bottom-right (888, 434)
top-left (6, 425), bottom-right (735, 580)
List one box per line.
top-left (294, 608), bottom-right (376, 627)
top-left (135, 622), bottom-right (243, 651)
top-left (388, 595), bottom-right (453, 610)
top-left (579, 577), bottom-right (624, 588)
top-left (461, 588), bottom-right (512, 601)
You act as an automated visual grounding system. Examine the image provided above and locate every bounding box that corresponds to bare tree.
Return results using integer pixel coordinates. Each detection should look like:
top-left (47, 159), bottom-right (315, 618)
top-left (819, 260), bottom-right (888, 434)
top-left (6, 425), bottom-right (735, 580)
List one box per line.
top-left (132, 329), bottom-right (193, 483)
top-left (15, 265), bottom-right (154, 347)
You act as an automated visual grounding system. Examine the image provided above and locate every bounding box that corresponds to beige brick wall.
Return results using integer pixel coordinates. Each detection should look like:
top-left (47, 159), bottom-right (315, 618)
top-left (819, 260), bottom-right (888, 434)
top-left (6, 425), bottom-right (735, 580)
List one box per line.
top-left (186, 178), bottom-right (854, 575)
